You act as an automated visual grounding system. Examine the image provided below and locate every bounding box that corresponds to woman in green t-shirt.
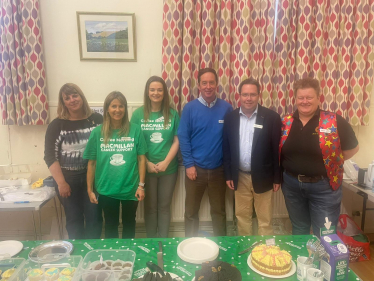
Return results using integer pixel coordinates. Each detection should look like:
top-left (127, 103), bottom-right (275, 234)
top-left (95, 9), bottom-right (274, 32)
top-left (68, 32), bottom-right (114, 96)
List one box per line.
top-left (84, 91), bottom-right (147, 239)
top-left (131, 76), bottom-right (180, 238)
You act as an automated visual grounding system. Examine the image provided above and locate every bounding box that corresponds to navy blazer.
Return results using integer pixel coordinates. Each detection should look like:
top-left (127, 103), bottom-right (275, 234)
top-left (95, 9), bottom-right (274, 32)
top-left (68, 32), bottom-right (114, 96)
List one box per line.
top-left (223, 104), bottom-right (282, 193)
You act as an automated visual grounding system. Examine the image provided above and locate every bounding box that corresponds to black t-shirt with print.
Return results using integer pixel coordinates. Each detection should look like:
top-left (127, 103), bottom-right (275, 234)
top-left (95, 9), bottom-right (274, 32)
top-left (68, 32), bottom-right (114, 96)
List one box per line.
top-left (44, 112), bottom-right (103, 176)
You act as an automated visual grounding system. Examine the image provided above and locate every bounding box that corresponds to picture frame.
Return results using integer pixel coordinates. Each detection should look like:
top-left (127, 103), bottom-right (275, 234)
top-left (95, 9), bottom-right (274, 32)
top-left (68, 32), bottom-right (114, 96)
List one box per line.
top-left (77, 12), bottom-right (137, 61)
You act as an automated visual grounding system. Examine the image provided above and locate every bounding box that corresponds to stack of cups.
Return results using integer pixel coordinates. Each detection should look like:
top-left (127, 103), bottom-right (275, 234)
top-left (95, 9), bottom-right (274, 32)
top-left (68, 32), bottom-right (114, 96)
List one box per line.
top-left (297, 256), bottom-right (324, 281)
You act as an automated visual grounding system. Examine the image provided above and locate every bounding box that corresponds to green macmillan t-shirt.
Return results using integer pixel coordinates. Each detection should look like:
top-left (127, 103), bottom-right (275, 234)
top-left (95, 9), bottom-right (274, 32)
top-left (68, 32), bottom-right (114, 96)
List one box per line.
top-left (131, 106), bottom-right (180, 176)
top-left (83, 124), bottom-right (147, 201)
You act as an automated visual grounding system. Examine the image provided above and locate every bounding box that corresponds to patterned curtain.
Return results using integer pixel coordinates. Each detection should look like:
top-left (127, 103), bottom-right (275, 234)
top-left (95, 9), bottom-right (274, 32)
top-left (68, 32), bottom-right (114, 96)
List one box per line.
top-left (0, 0), bottom-right (49, 125)
top-left (274, 0), bottom-right (374, 125)
top-left (161, 0), bottom-right (277, 111)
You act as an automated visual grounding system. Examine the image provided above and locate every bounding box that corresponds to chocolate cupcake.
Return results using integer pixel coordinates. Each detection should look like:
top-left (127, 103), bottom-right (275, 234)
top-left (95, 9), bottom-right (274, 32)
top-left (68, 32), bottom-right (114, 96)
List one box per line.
top-left (122, 262), bottom-right (132, 268)
top-left (111, 260), bottom-right (123, 268)
top-left (83, 273), bottom-right (97, 281)
top-left (118, 274), bottom-right (131, 281)
top-left (96, 272), bottom-right (110, 281)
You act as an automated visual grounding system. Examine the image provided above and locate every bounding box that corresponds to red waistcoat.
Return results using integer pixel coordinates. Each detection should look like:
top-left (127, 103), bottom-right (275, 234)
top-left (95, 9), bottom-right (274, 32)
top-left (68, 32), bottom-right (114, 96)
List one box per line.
top-left (279, 111), bottom-right (344, 190)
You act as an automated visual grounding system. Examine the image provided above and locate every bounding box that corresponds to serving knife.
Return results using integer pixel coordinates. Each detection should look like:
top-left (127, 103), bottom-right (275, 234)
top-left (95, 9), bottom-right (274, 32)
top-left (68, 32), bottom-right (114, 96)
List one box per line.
top-left (238, 240), bottom-right (261, 255)
top-left (146, 261), bottom-right (165, 277)
top-left (157, 241), bottom-right (164, 271)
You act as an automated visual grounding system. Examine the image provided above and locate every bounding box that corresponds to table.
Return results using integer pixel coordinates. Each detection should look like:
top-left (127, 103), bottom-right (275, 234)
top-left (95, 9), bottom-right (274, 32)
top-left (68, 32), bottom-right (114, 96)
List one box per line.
top-left (342, 180), bottom-right (374, 231)
top-left (16, 235), bottom-right (361, 281)
top-left (0, 195), bottom-right (62, 240)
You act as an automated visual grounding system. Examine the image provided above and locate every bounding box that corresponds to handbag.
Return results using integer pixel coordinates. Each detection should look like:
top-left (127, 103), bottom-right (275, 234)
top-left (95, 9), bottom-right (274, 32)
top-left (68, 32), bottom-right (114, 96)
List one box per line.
top-left (337, 214), bottom-right (371, 262)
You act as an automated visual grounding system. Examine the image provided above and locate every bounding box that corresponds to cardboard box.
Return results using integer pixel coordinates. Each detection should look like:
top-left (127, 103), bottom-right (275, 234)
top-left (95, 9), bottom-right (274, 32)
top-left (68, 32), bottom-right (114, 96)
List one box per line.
top-left (320, 234), bottom-right (349, 281)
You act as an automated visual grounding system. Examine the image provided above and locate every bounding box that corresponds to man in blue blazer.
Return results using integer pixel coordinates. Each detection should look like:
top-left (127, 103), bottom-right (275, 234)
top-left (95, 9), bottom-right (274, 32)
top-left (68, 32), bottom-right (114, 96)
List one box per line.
top-left (223, 78), bottom-right (282, 235)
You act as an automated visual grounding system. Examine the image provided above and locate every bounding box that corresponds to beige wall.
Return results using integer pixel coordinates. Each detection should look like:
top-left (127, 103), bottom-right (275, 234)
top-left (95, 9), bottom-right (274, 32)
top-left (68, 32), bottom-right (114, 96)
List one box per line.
top-left (0, 0), bottom-right (374, 238)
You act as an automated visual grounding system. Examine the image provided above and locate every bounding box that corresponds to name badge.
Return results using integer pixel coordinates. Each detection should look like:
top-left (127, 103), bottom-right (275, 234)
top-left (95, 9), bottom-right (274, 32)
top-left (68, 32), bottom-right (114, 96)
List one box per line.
top-left (320, 128), bottom-right (331, 134)
top-left (219, 120), bottom-right (224, 123)
top-left (254, 124), bottom-right (263, 129)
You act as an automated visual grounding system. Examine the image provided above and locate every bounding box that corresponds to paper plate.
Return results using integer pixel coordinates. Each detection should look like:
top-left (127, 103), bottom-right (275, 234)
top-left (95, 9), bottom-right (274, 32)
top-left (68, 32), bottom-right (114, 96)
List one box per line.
top-left (0, 240), bottom-right (23, 257)
top-left (140, 272), bottom-right (183, 281)
top-left (247, 254), bottom-right (296, 279)
top-left (177, 237), bottom-right (219, 264)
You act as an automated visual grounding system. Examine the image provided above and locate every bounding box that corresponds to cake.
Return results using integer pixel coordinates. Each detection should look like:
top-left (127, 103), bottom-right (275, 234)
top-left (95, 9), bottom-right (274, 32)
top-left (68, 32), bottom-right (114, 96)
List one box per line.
top-left (60, 267), bottom-right (76, 277)
top-left (27, 269), bottom-right (44, 281)
top-left (194, 261), bottom-right (242, 281)
top-left (44, 268), bottom-right (60, 281)
top-left (250, 244), bottom-right (292, 275)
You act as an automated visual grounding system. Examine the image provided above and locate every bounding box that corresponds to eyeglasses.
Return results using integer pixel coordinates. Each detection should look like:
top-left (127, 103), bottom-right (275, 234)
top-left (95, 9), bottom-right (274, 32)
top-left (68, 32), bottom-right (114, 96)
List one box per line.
top-left (240, 93), bottom-right (259, 98)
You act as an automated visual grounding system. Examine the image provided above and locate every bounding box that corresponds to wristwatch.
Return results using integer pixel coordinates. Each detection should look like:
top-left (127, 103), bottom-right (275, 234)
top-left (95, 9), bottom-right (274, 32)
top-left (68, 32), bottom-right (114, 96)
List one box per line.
top-left (139, 182), bottom-right (145, 187)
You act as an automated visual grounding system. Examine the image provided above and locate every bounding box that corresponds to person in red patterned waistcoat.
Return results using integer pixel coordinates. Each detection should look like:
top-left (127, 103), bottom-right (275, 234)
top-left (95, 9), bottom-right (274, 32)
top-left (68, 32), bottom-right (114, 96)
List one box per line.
top-left (280, 77), bottom-right (359, 237)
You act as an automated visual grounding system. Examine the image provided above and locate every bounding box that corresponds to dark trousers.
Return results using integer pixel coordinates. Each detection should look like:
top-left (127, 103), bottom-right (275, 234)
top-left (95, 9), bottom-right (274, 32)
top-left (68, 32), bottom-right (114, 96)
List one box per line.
top-left (185, 166), bottom-right (227, 237)
top-left (281, 172), bottom-right (342, 237)
top-left (99, 194), bottom-right (139, 239)
top-left (55, 173), bottom-right (103, 239)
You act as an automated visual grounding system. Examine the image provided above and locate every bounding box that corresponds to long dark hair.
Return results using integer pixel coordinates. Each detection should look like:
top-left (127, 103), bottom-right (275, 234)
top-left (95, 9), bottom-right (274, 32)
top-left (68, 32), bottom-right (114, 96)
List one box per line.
top-left (143, 76), bottom-right (171, 128)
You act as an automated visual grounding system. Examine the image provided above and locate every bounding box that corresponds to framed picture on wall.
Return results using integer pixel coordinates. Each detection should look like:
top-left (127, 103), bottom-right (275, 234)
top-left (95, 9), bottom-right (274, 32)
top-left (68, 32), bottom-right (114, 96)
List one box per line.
top-left (77, 12), bottom-right (136, 61)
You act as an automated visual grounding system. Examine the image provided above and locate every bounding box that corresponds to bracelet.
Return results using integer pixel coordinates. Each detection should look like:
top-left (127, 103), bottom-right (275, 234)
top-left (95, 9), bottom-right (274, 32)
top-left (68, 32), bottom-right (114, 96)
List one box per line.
top-left (138, 186), bottom-right (145, 191)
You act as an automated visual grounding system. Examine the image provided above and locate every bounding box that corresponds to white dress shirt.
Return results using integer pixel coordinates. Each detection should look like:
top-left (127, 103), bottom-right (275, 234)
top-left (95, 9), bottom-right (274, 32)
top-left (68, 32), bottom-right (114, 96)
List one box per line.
top-left (239, 105), bottom-right (258, 172)
top-left (198, 96), bottom-right (217, 108)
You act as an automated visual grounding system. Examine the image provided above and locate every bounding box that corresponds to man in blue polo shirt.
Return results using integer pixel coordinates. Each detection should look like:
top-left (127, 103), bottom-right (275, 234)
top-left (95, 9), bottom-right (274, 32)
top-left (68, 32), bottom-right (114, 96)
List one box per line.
top-left (178, 68), bottom-right (233, 237)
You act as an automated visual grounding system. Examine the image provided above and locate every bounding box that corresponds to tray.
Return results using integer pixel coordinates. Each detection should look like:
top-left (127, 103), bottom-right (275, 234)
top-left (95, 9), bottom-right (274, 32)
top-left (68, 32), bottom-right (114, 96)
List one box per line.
top-left (11, 255), bottom-right (82, 281)
top-left (79, 250), bottom-right (136, 281)
top-left (0, 258), bottom-right (26, 281)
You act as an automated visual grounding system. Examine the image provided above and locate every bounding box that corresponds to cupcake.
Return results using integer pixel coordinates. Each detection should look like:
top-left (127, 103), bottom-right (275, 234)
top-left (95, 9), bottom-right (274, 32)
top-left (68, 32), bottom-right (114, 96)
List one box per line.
top-left (44, 268), bottom-right (60, 281)
top-left (96, 272), bottom-right (110, 281)
top-left (111, 260), bottom-right (123, 268)
top-left (122, 262), bottom-right (132, 268)
top-left (57, 276), bottom-right (72, 281)
top-left (122, 268), bottom-right (131, 274)
top-left (104, 260), bottom-right (114, 267)
top-left (118, 274), bottom-right (130, 281)
top-left (2, 268), bottom-right (16, 280)
top-left (90, 261), bottom-right (105, 271)
top-left (28, 269), bottom-right (44, 281)
top-left (60, 267), bottom-right (76, 277)
top-left (83, 273), bottom-right (97, 281)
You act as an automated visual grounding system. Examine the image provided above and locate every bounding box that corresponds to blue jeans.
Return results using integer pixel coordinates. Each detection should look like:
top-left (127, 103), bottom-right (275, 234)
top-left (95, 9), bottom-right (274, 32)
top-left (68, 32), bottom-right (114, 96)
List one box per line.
top-left (281, 172), bottom-right (342, 237)
top-left (55, 173), bottom-right (103, 239)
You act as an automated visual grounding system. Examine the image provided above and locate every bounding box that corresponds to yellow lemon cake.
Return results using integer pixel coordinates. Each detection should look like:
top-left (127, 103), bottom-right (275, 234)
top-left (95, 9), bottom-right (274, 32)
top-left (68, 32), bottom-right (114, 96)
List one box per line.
top-left (251, 244), bottom-right (292, 275)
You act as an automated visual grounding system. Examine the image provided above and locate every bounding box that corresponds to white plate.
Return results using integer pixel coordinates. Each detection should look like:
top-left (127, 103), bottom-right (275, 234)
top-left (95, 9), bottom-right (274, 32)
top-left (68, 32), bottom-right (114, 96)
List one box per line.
top-left (177, 237), bottom-right (219, 264)
top-left (247, 254), bottom-right (296, 279)
top-left (140, 272), bottom-right (183, 280)
top-left (0, 240), bottom-right (23, 257)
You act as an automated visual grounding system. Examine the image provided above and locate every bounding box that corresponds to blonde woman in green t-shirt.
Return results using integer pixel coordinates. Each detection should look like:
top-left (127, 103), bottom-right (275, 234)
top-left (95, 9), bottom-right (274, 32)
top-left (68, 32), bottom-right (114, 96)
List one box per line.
top-left (84, 91), bottom-right (147, 239)
top-left (131, 76), bottom-right (180, 238)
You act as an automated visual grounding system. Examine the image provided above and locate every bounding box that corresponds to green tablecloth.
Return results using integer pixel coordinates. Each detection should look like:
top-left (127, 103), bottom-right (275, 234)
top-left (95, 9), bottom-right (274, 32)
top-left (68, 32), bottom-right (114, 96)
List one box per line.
top-left (17, 235), bottom-right (362, 281)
